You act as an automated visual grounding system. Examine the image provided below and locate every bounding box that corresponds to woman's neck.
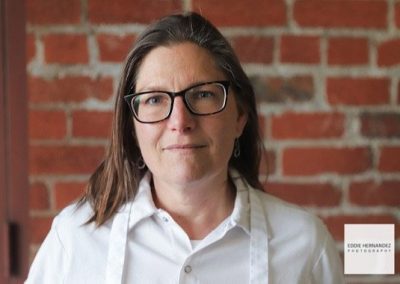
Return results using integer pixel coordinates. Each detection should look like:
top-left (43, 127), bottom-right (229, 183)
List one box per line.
top-left (151, 173), bottom-right (236, 240)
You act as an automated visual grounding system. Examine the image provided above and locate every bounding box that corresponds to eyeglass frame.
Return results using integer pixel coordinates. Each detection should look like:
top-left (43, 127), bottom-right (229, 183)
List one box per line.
top-left (124, 80), bottom-right (230, 123)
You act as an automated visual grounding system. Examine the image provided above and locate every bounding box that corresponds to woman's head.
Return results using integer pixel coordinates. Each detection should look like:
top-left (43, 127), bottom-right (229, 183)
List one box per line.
top-left (86, 12), bottom-right (264, 224)
top-left (132, 42), bottom-right (248, 188)
top-left (118, 12), bottom-right (263, 186)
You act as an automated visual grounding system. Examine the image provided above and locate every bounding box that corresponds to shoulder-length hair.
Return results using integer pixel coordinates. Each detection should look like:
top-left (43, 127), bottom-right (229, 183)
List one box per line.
top-left (82, 12), bottom-right (265, 225)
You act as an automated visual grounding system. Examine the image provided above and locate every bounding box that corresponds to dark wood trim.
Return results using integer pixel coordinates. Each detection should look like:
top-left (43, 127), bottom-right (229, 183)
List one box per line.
top-left (0, 0), bottom-right (7, 281)
top-left (0, 0), bottom-right (29, 283)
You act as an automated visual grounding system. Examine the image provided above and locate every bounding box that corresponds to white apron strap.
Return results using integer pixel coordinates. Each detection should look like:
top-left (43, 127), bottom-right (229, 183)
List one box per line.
top-left (249, 189), bottom-right (269, 284)
top-left (105, 204), bottom-right (132, 284)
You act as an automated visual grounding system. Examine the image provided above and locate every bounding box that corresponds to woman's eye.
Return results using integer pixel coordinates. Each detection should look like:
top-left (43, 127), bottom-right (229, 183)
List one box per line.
top-left (145, 95), bottom-right (164, 105)
top-left (196, 91), bottom-right (214, 99)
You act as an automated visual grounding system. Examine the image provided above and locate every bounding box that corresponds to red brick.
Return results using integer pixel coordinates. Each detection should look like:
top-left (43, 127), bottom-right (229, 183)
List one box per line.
top-left (29, 110), bottom-right (67, 140)
top-left (271, 112), bottom-right (344, 139)
top-left (54, 182), bottom-right (86, 209)
top-left (26, 0), bottom-right (81, 25)
top-left (97, 34), bottom-right (136, 62)
top-left (193, 0), bottom-right (286, 27)
top-left (349, 180), bottom-right (400, 206)
top-left (88, 0), bottom-right (181, 23)
top-left (43, 34), bottom-right (88, 64)
top-left (232, 36), bottom-right (274, 64)
top-left (29, 216), bottom-right (53, 244)
top-left (29, 182), bottom-right (50, 210)
top-left (30, 145), bottom-right (104, 174)
top-left (327, 77), bottom-right (390, 106)
top-left (28, 76), bottom-right (113, 103)
top-left (379, 147), bottom-right (400, 172)
top-left (294, 0), bottom-right (387, 29)
top-left (26, 34), bottom-right (36, 63)
top-left (323, 215), bottom-right (398, 241)
top-left (72, 111), bottom-right (113, 138)
top-left (265, 182), bottom-right (341, 206)
top-left (280, 35), bottom-right (320, 64)
top-left (328, 37), bottom-right (369, 65)
top-left (283, 147), bottom-right (371, 176)
top-left (377, 38), bottom-right (400, 67)
top-left (361, 112), bottom-right (400, 138)
top-left (252, 75), bottom-right (314, 103)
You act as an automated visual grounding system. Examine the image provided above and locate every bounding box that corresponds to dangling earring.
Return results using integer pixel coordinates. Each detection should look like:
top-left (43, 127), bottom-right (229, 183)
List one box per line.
top-left (137, 156), bottom-right (146, 169)
top-left (233, 138), bottom-right (240, 158)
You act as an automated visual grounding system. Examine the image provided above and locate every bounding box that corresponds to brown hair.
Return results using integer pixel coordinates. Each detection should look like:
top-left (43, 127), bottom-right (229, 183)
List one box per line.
top-left (82, 12), bottom-right (265, 225)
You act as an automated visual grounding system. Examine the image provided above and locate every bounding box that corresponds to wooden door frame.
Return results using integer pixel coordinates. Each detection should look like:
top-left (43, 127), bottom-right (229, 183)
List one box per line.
top-left (0, 0), bottom-right (29, 282)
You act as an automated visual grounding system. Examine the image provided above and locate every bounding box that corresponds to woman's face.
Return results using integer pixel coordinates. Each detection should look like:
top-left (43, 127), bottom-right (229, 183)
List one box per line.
top-left (134, 42), bottom-right (247, 186)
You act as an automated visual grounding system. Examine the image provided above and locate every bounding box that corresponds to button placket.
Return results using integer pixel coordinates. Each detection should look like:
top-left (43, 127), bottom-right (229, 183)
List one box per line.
top-left (184, 265), bottom-right (192, 273)
top-left (178, 261), bottom-right (198, 284)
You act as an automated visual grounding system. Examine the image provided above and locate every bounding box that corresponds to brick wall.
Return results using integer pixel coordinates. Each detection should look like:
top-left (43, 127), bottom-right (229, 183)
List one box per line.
top-left (26, 0), bottom-right (400, 281)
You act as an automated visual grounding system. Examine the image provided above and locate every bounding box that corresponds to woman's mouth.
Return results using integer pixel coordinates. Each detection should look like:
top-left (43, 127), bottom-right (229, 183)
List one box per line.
top-left (163, 144), bottom-right (207, 150)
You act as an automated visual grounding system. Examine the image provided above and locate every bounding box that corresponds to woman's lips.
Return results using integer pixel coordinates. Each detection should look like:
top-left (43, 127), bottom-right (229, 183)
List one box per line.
top-left (163, 144), bottom-right (206, 150)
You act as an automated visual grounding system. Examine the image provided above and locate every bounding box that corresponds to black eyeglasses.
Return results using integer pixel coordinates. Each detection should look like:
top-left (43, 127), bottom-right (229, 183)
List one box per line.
top-left (124, 80), bottom-right (230, 123)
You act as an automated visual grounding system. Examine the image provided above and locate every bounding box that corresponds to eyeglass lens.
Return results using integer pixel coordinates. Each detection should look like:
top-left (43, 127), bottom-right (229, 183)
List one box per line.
top-left (131, 82), bottom-right (227, 123)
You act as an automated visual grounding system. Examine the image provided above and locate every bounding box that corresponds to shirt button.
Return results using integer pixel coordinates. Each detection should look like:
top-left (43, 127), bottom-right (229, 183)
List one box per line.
top-left (162, 216), bottom-right (169, 223)
top-left (184, 265), bottom-right (192, 273)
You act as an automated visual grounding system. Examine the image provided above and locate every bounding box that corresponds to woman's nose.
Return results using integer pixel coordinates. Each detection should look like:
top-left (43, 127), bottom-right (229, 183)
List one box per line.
top-left (167, 97), bottom-right (195, 132)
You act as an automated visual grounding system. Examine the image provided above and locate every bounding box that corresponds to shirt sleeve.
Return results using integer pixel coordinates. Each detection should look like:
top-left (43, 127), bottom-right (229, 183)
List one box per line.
top-left (25, 217), bottom-right (67, 284)
top-left (311, 230), bottom-right (345, 284)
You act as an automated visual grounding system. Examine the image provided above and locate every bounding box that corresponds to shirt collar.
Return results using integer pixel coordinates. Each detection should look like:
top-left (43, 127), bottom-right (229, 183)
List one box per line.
top-left (229, 169), bottom-right (251, 234)
top-left (128, 172), bottom-right (158, 229)
top-left (127, 170), bottom-right (251, 233)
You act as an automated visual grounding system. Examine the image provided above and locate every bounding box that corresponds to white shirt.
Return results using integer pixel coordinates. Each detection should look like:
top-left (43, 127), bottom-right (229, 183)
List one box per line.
top-left (26, 171), bottom-right (344, 284)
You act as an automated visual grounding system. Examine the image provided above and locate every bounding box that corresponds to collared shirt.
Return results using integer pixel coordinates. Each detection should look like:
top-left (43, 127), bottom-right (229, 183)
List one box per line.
top-left (26, 171), bottom-right (344, 284)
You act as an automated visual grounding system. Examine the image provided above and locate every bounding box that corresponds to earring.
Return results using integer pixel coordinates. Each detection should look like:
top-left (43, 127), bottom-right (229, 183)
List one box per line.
top-left (233, 138), bottom-right (240, 158)
top-left (137, 156), bottom-right (146, 169)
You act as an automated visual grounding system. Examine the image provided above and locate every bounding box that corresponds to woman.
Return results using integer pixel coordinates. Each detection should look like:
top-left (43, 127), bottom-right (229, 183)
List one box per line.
top-left (26, 12), bottom-right (344, 283)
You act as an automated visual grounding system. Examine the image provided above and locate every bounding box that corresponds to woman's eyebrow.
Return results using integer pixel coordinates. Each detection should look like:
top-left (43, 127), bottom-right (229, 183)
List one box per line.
top-left (135, 80), bottom-right (211, 93)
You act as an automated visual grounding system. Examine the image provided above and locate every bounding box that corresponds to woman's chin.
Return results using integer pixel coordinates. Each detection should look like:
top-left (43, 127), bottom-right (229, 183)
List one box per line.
top-left (152, 166), bottom-right (210, 186)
